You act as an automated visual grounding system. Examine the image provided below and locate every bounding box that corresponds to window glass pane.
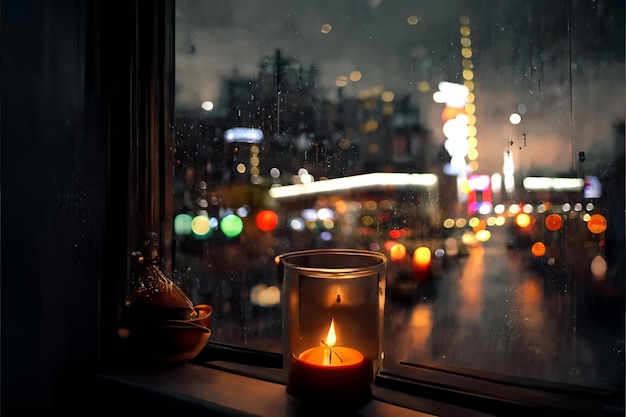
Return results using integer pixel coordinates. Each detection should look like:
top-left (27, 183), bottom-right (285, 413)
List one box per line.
top-left (173, 0), bottom-right (624, 389)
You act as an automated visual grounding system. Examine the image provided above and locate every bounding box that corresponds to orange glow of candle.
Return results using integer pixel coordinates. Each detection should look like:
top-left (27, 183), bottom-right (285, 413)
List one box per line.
top-left (325, 318), bottom-right (337, 346)
top-left (288, 319), bottom-right (374, 402)
top-left (297, 319), bottom-right (364, 367)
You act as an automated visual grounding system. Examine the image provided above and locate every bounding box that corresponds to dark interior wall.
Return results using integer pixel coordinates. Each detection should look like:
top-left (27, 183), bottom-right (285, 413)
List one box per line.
top-left (1, 0), bottom-right (172, 413)
top-left (1, 0), bottom-right (106, 413)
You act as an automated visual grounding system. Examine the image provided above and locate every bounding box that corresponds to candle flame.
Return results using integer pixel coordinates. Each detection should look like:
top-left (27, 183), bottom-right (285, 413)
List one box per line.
top-left (325, 318), bottom-right (337, 347)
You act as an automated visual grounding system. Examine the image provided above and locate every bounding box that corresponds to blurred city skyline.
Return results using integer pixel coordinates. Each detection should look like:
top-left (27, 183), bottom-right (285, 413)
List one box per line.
top-left (174, 0), bottom-right (624, 176)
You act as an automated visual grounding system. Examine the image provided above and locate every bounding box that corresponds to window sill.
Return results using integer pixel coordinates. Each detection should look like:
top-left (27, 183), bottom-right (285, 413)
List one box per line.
top-left (95, 362), bottom-right (492, 417)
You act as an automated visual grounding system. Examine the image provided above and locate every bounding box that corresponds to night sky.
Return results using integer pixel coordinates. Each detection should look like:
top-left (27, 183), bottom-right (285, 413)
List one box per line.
top-left (174, 0), bottom-right (624, 176)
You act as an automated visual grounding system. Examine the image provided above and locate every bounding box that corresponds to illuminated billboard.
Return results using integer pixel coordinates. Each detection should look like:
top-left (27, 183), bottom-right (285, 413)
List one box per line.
top-left (467, 174), bottom-right (492, 215)
top-left (224, 127), bottom-right (264, 143)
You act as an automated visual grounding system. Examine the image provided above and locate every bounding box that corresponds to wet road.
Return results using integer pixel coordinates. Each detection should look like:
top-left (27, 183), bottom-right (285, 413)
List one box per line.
top-left (383, 228), bottom-right (624, 389)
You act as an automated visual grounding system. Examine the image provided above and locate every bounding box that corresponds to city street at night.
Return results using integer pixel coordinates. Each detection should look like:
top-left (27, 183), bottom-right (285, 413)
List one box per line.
top-left (383, 227), bottom-right (624, 389)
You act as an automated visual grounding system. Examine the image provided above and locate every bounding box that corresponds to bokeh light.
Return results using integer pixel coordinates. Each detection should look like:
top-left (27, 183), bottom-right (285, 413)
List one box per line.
top-left (413, 247), bottom-right (431, 268)
top-left (220, 214), bottom-right (244, 238)
top-left (587, 214), bottom-right (607, 234)
top-left (590, 255), bottom-right (607, 281)
top-left (174, 213), bottom-right (193, 235)
top-left (349, 71), bottom-right (362, 82)
top-left (515, 213), bottom-right (531, 228)
top-left (475, 229), bottom-right (491, 242)
top-left (256, 210), bottom-right (278, 232)
top-left (531, 242), bottom-right (546, 257)
top-left (389, 243), bottom-right (406, 261)
top-left (545, 214), bottom-right (563, 231)
top-left (509, 113), bottom-right (521, 124)
top-left (191, 215), bottom-right (212, 238)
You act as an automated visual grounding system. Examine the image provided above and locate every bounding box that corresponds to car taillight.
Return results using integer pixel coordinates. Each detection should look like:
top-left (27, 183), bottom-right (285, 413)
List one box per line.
top-left (413, 247), bottom-right (431, 269)
top-left (515, 213), bottom-right (531, 228)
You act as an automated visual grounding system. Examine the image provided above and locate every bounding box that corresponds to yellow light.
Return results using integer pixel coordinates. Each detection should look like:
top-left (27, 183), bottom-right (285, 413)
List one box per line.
top-left (382, 104), bottom-right (394, 116)
top-left (390, 243), bottom-right (407, 261)
top-left (191, 215), bottom-right (211, 236)
top-left (460, 37), bottom-right (471, 47)
top-left (361, 215), bottom-right (374, 226)
top-left (413, 247), bottom-right (431, 267)
top-left (515, 213), bottom-right (531, 228)
top-left (364, 200), bottom-right (377, 211)
top-left (349, 71), bottom-right (362, 82)
top-left (321, 24), bottom-right (332, 34)
top-left (336, 76), bottom-right (348, 87)
top-left (461, 48), bottom-right (473, 59)
top-left (473, 219), bottom-right (487, 232)
top-left (458, 178), bottom-right (470, 194)
top-left (468, 137), bottom-right (478, 147)
top-left (381, 91), bottom-right (395, 102)
top-left (460, 26), bottom-right (471, 36)
top-left (407, 16), bottom-right (419, 25)
top-left (464, 81), bottom-right (474, 90)
top-left (443, 218), bottom-right (455, 228)
top-left (465, 103), bottom-right (476, 114)
top-left (475, 229), bottom-right (491, 242)
top-left (455, 218), bottom-right (467, 228)
top-left (468, 217), bottom-right (480, 228)
top-left (416, 81), bottom-right (430, 92)
top-left (468, 148), bottom-right (478, 160)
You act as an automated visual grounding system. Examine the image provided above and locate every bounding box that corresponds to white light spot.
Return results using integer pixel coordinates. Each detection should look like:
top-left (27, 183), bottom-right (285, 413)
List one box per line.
top-left (509, 113), bottom-right (522, 124)
top-left (201, 101), bottom-right (214, 111)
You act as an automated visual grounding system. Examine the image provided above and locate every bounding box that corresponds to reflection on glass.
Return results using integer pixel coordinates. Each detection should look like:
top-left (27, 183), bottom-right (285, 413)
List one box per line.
top-left (172, 0), bottom-right (624, 390)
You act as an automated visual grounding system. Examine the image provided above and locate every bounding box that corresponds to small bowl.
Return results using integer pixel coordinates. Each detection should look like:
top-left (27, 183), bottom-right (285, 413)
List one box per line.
top-left (148, 322), bottom-right (211, 363)
top-left (189, 304), bottom-right (213, 328)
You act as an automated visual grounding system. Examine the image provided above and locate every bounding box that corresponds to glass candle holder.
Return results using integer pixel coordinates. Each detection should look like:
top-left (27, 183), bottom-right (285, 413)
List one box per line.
top-left (278, 249), bottom-right (387, 405)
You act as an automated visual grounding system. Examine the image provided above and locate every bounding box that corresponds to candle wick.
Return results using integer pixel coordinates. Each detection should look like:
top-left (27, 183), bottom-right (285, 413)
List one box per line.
top-left (321, 339), bottom-right (344, 364)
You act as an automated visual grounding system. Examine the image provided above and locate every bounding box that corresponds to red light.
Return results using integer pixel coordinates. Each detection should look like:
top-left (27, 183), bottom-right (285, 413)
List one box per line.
top-left (545, 214), bottom-right (563, 231)
top-left (255, 210), bottom-right (278, 232)
top-left (389, 229), bottom-right (402, 239)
